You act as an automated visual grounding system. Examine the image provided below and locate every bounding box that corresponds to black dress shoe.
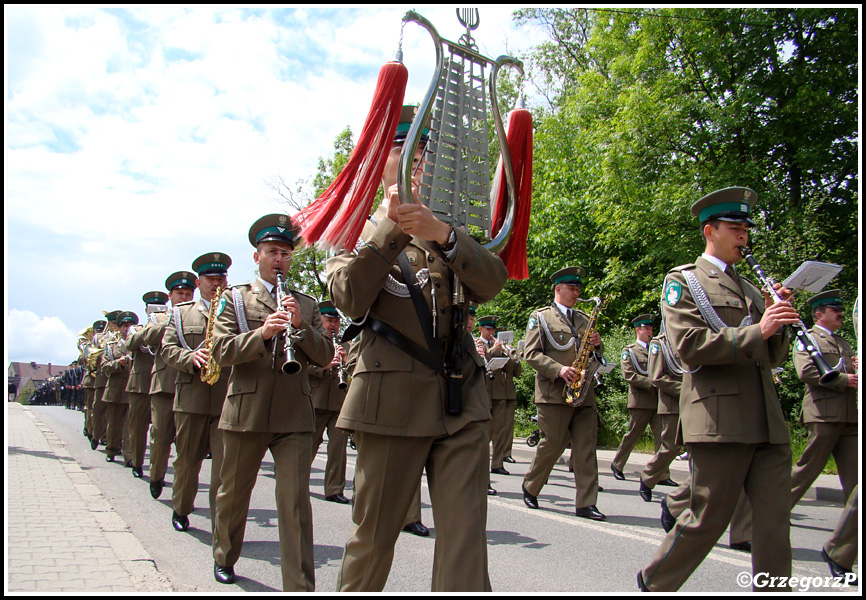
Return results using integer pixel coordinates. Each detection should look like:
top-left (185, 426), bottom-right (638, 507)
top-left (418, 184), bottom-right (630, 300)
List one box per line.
top-left (598, 486), bottom-right (604, 492)
top-left (214, 562), bottom-right (236, 584)
top-left (611, 465), bottom-right (625, 480)
top-left (150, 479), bottom-right (164, 500)
top-left (822, 548), bottom-right (857, 585)
top-left (132, 466), bottom-right (143, 478)
top-left (729, 541), bottom-right (751, 553)
top-left (402, 522), bottom-right (429, 537)
top-left (639, 479), bottom-right (653, 502)
top-left (638, 570), bottom-right (649, 591)
top-left (657, 478), bottom-right (679, 487)
top-left (660, 496), bottom-right (675, 533)
top-left (91, 437), bottom-right (99, 450)
top-left (105, 455), bottom-right (115, 463)
top-left (575, 505), bottom-right (606, 521)
top-left (522, 484), bottom-right (539, 509)
top-left (488, 486), bottom-right (497, 496)
top-left (503, 456), bottom-right (516, 464)
top-left (325, 493), bottom-right (351, 504)
top-left (491, 467), bottom-right (510, 476)
top-left (172, 511), bottom-right (189, 532)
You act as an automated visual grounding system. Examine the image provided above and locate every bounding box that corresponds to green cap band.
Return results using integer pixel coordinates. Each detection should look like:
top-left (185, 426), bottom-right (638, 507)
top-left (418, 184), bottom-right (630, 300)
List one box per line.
top-left (169, 278), bottom-right (195, 290)
top-left (255, 226), bottom-right (295, 246)
top-left (319, 306), bottom-right (339, 316)
top-left (699, 201), bottom-right (751, 223)
top-left (811, 297), bottom-right (842, 308)
top-left (554, 275), bottom-right (583, 286)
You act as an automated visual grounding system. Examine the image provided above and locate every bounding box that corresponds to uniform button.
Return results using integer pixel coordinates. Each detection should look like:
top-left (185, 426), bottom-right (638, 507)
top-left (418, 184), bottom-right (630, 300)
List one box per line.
top-left (389, 241), bottom-right (397, 249)
top-left (375, 361), bottom-right (381, 368)
top-left (428, 254), bottom-right (435, 262)
top-left (435, 282), bottom-right (441, 288)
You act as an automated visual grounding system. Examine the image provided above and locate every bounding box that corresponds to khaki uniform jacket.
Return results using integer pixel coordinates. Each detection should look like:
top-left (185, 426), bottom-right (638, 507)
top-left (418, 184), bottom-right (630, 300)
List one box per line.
top-left (125, 320), bottom-right (158, 395)
top-left (308, 341), bottom-right (350, 412)
top-left (82, 364), bottom-right (96, 389)
top-left (794, 327), bottom-right (857, 424)
top-left (93, 332), bottom-right (112, 390)
top-left (524, 305), bottom-right (605, 408)
top-left (212, 283), bottom-right (333, 433)
top-left (327, 211), bottom-right (508, 437)
top-left (662, 257), bottom-right (789, 444)
top-left (482, 341), bottom-right (522, 400)
top-left (162, 299), bottom-right (231, 416)
top-left (101, 341), bottom-right (131, 404)
top-left (648, 334), bottom-right (681, 415)
top-left (138, 312), bottom-right (178, 395)
top-left (621, 341), bottom-right (658, 409)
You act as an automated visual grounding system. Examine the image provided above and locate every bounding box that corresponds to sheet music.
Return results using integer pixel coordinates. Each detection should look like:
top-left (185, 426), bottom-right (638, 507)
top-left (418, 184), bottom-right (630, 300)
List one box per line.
top-left (487, 358), bottom-right (510, 371)
top-left (782, 261), bottom-right (843, 293)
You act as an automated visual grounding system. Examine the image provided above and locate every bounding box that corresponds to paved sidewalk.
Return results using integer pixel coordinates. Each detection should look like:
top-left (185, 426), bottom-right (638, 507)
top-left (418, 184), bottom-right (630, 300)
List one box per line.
top-left (6, 402), bottom-right (172, 593)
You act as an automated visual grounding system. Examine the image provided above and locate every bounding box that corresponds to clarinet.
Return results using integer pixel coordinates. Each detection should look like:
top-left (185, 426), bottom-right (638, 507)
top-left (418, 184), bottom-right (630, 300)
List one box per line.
top-left (739, 247), bottom-right (840, 385)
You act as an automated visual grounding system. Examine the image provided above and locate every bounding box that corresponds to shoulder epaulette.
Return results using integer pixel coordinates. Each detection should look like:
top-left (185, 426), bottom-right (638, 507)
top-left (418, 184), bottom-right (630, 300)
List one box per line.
top-left (670, 263), bottom-right (696, 273)
top-left (291, 289), bottom-right (317, 302)
top-left (175, 300), bottom-right (195, 307)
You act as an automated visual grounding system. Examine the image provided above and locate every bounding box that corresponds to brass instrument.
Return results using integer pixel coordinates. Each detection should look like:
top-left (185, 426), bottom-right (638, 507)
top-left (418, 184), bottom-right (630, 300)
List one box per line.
top-left (200, 286), bottom-right (223, 385)
top-left (739, 247), bottom-right (840, 385)
top-left (274, 272), bottom-right (302, 375)
top-left (332, 330), bottom-right (349, 390)
top-left (563, 295), bottom-right (611, 405)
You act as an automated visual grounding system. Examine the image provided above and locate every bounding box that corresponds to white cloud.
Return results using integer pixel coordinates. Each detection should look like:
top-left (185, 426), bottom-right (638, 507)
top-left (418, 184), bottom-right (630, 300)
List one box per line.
top-left (7, 310), bottom-right (80, 366)
top-left (6, 6), bottom-right (549, 364)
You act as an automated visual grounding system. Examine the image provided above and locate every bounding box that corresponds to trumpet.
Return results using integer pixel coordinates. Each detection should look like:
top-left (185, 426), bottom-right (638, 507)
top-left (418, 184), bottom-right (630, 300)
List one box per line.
top-left (274, 271), bottom-right (302, 375)
top-left (332, 330), bottom-right (349, 390)
top-left (739, 247), bottom-right (840, 385)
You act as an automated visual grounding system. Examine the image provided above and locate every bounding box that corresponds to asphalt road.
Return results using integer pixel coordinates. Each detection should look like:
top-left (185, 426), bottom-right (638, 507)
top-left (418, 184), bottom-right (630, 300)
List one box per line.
top-left (29, 405), bottom-right (854, 593)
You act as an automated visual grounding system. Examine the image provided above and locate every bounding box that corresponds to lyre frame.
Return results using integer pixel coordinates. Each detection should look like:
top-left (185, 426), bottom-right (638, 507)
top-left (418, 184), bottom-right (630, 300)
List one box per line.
top-left (397, 10), bottom-right (524, 255)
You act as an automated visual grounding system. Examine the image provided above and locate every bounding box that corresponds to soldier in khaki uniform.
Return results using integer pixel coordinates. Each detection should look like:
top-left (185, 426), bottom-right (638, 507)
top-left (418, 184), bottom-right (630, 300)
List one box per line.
top-left (522, 267), bottom-right (606, 521)
top-left (822, 484), bottom-right (858, 584)
top-left (90, 311), bottom-right (121, 451)
top-left (328, 109), bottom-right (508, 592)
top-left (309, 300), bottom-right (351, 504)
top-left (791, 289), bottom-right (858, 507)
top-left (125, 292), bottom-right (167, 478)
top-left (612, 315), bottom-right (663, 481)
top-left (102, 311), bottom-right (138, 464)
top-left (161, 253), bottom-right (232, 533)
top-left (639, 187), bottom-right (800, 591)
top-left (139, 272), bottom-right (196, 498)
top-left (637, 331), bottom-right (681, 500)
top-left (82, 319), bottom-right (106, 442)
top-left (210, 215), bottom-right (332, 590)
top-left (478, 315), bottom-right (522, 476)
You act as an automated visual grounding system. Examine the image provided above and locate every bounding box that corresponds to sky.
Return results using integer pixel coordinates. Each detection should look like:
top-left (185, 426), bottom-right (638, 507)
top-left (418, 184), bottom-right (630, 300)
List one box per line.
top-left (5, 6), bottom-right (550, 367)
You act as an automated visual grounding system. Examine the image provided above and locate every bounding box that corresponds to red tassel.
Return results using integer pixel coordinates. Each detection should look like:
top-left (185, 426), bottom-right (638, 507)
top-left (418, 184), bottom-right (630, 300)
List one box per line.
top-left (296, 61), bottom-right (408, 250)
top-left (491, 108), bottom-right (533, 280)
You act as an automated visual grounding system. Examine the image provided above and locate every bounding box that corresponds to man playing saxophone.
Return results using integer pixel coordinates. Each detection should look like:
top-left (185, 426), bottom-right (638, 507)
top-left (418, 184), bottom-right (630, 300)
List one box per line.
top-left (161, 252), bottom-right (232, 533)
top-left (521, 266), bottom-right (606, 521)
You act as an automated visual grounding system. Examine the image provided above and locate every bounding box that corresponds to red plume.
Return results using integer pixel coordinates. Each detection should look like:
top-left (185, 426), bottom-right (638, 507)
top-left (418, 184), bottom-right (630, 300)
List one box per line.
top-left (296, 61), bottom-right (408, 250)
top-left (491, 107), bottom-right (533, 279)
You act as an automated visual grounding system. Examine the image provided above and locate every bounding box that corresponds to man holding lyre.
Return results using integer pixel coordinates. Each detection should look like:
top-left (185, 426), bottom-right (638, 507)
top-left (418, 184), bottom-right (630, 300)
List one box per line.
top-left (209, 215), bottom-right (332, 590)
top-left (161, 252), bottom-right (232, 534)
top-left (639, 187), bottom-right (800, 591)
top-left (521, 266), bottom-right (606, 521)
top-left (327, 106), bottom-right (508, 591)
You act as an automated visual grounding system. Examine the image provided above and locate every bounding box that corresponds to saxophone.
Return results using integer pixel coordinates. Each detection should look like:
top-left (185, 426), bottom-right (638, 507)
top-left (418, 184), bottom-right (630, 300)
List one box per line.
top-left (563, 295), bottom-right (611, 405)
top-left (200, 286), bottom-right (223, 385)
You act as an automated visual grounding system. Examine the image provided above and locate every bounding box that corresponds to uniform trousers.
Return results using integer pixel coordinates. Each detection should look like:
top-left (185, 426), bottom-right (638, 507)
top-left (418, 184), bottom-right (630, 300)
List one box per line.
top-left (524, 404), bottom-right (598, 508)
top-left (338, 421), bottom-right (491, 592)
top-left (105, 402), bottom-right (129, 461)
top-left (824, 484), bottom-right (858, 571)
top-left (641, 442), bottom-right (792, 591)
top-left (127, 392), bottom-right (152, 469)
top-left (83, 388), bottom-right (95, 437)
top-left (612, 408), bottom-right (662, 473)
top-left (403, 485), bottom-right (423, 526)
top-left (213, 430), bottom-right (314, 592)
top-left (490, 397), bottom-right (515, 470)
top-left (149, 393), bottom-right (176, 483)
top-left (666, 478), bottom-right (752, 544)
top-left (791, 422), bottom-right (858, 507)
top-left (172, 412), bottom-right (223, 520)
top-left (91, 388), bottom-right (108, 443)
top-left (641, 413), bottom-right (680, 487)
top-left (312, 408), bottom-right (348, 497)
